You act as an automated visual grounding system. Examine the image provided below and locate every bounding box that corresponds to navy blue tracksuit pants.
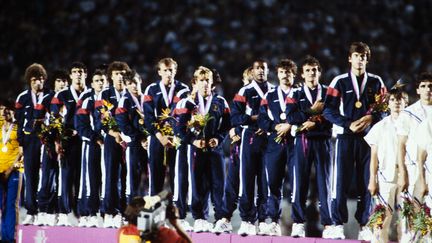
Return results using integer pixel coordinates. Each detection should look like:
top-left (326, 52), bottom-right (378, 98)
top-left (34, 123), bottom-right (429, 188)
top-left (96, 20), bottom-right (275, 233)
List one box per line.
top-left (239, 128), bottom-right (268, 223)
top-left (188, 145), bottom-right (225, 220)
top-left (291, 136), bottom-right (332, 225)
top-left (331, 135), bottom-right (371, 226)
top-left (174, 144), bottom-right (189, 219)
top-left (58, 135), bottom-right (81, 214)
top-left (0, 170), bottom-right (22, 242)
top-left (38, 145), bottom-right (58, 214)
top-left (265, 133), bottom-right (294, 222)
top-left (78, 141), bottom-right (101, 216)
top-left (222, 142), bottom-right (240, 219)
top-left (101, 135), bottom-right (123, 215)
top-left (23, 134), bottom-right (41, 215)
top-left (148, 135), bottom-right (176, 196)
top-left (125, 143), bottom-right (147, 204)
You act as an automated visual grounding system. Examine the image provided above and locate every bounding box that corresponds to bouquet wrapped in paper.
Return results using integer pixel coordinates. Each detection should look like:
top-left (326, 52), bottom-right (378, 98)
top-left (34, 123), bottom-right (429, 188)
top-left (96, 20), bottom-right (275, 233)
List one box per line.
top-left (98, 100), bottom-right (119, 131)
top-left (367, 93), bottom-right (389, 114)
top-left (38, 112), bottom-right (73, 159)
top-left (153, 108), bottom-right (181, 164)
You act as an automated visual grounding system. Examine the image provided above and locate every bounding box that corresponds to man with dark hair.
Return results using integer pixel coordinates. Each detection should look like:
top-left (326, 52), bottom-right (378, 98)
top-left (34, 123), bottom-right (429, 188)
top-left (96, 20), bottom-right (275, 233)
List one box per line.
top-left (51, 61), bottom-right (88, 226)
top-left (115, 70), bottom-right (148, 205)
top-left (143, 58), bottom-right (189, 198)
top-left (95, 61), bottom-right (131, 228)
top-left (74, 69), bottom-right (106, 227)
top-left (259, 58), bottom-right (296, 236)
top-left (32, 68), bottom-right (70, 226)
top-left (16, 63), bottom-right (51, 225)
top-left (324, 42), bottom-right (387, 240)
top-left (286, 56), bottom-right (333, 238)
top-left (231, 59), bottom-right (274, 236)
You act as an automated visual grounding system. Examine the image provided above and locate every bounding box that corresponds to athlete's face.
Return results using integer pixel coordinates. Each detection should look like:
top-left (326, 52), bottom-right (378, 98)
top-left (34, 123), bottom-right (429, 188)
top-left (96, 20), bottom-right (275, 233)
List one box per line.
top-left (417, 81), bottom-right (432, 105)
top-left (125, 80), bottom-right (139, 96)
top-left (252, 61), bottom-right (268, 82)
top-left (301, 64), bottom-right (321, 88)
top-left (277, 68), bottom-right (294, 87)
top-left (30, 76), bottom-right (45, 92)
top-left (111, 70), bottom-right (126, 91)
top-left (195, 76), bottom-right (213, 98)
top-left (349, 52), bottom-right (368, 73)
top-left (54, 78), bottom-right (68, 93)
top-left (70, 68), bottom-right (87, 89)
top-left (388, 95), bottom-right (406, 114)
top-left (158, 63), bottom-right (177, 85)
top-left (91, 74), bottom-right (105, 93)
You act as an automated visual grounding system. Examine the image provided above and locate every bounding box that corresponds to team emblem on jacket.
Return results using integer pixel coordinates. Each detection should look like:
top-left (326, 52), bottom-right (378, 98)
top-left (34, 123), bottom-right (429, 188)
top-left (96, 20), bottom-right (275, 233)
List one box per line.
top-left (212, 104), bottom-right (219, 112)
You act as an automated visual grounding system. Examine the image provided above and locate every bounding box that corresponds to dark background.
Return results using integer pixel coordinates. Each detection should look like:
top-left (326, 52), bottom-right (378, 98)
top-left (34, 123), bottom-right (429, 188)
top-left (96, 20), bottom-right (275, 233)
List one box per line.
top-left (1, 0), bottom-right (432, 102)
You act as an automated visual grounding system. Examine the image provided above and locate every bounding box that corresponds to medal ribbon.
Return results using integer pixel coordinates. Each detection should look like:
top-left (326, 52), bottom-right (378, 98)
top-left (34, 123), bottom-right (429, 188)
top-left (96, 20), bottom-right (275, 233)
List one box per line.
top-left (1, 123), bottom-right (13, 148)
top-left (251, 80), bottom-right (266, 99)
top-left (350, 71), bottom-right (368, 101)
top-left (304, 84), bottom-right (322, 105)
top-left (159, 81), bottom-right (176, 107)
top-left (198, 93), bottom-right (212, 115)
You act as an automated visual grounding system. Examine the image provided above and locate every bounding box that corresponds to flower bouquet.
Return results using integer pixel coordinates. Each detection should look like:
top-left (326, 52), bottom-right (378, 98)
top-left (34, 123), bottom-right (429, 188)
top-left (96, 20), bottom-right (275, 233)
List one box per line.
top-left (153, 108), bottom-right (181, 164)
top-left (99, 100), bottom-right (119, 131)
top-left (367, 93), bottom-right (389, 114)
top-left (412, 203), bottom-right (432, 241)
top-left (38, 112), bottom-right (73, 159)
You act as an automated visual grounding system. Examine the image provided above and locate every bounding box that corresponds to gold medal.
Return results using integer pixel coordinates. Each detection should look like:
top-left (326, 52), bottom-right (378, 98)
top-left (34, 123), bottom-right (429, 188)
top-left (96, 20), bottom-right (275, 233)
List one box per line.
top-left (139, 118), bottom-right (144, 125)
top-left (280, 113), bottom-right (286, 120)
top-left (1, 146), bottom-right (7, 153)
top-left (355, 101), bottom-right (362, 108)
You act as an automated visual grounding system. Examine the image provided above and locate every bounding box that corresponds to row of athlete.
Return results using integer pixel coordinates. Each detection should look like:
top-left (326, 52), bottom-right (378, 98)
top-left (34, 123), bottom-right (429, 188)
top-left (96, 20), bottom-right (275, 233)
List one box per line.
top-left (15, 41), bottom-right (428, 239)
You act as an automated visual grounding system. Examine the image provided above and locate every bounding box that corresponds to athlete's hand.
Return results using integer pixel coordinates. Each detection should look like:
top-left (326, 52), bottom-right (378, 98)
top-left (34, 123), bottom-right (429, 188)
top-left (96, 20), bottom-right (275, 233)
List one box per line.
top-left (208, 138), bottom-right (219, 148)
top-left (300, 121), bottom-right (316, 131)
top-left (255, 128), bottom-right (265, 135)
top-left (275, 123), bottom-right (291, 137)
top-left (368, 177), bottom-right (379, 196)
top-left (156, 132), bottom-right (173, 148)
top-left (310, 99), bottom-right (324, 113)
top-left (398, 168), bottom-right (409, 192)
top-left (192, 139), bottom-right (206, 149)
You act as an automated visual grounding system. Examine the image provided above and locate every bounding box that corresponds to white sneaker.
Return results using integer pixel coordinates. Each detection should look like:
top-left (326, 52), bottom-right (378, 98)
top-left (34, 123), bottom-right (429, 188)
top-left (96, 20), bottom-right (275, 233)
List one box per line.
top-left (291, 223), bottom-right (305, 237)
top-left (57, 213), bottom-right (72, 226)
top-left (194, 219), bottom-right (211, 233)
top-left (33, 213), bottom-right (46, 226)
top-left (112, 214), bottom-right (123, 228)
top-left (179, 219), bottom-right (193, 232)
top-left (22, 214), bottom-right (35, 225)
top-left (45, 214), bottom-right (57, 226)
top-left (358, 226), bottom-right (373, 241)
top-left (268, 222), bottom-right (281, 236)
top-left (257, 222), bottom-right (271, 235)
top-left (332, 225), bottom-right (345, 239)
top-left (213, 218), bottom-right (233, 234)
top-left (238, 221), bottom-right (256, 236)
top-left (103, 214), bottom-right (114, 228)
top-left (322, 225), bottom-right (333, 239)
top-left (86, 216), bottom-right (100, 228)
top-left (78, 216), bottom-right (88, 227)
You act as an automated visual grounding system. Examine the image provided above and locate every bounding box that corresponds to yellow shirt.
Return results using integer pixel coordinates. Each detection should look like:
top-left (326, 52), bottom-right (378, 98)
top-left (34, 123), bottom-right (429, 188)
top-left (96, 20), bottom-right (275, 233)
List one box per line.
top-left (0, 121), bottom-right (20, 173)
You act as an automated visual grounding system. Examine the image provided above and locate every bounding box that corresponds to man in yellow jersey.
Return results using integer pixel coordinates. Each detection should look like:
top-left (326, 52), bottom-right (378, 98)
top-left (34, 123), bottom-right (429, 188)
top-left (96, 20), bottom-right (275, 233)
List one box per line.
top-left (0, 99), bottom-right (23, 243)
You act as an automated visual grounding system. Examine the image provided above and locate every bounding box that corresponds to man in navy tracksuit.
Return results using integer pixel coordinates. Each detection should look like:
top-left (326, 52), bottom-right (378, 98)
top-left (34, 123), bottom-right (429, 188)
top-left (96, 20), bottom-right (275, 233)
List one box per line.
top-left (50, 62), bottom-right (88, 226)
top-left (142, 58), bottom-right (189, 196)
top-left (286, 56), bottom-right (333, 238)
top-left (75, 69), bottom-right (106, 227)
top-left (231, 60), bottom-right (274, 236)
top-left (258, 59), bottom-right (296, 236)
top-left (33, 69), bottom-right (69, 226)
top-left (212, 67), bottom-right (253, 234)
top-left (323, 42), bottom-right (387, 240)
top-left (16, 63), bottom-right (51, 225)
top-left (95, 61), bottom-right (131, 228)
top-left (115, 71), bottom-right (148, 204)
top-left (174, 66), bottom-right (230, 233)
